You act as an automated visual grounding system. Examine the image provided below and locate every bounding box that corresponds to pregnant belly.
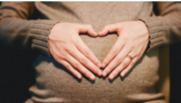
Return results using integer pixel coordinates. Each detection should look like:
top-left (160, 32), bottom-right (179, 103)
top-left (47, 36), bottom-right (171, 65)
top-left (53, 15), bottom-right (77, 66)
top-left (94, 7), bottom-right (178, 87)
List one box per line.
top-left (29, 34), bottom-right (164, 103)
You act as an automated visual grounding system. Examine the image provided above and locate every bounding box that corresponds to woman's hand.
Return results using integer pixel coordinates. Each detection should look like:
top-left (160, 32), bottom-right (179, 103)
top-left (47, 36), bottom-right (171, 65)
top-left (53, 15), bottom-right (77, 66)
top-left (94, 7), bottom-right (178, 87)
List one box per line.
top-left (98, 21), bottom-right (149, 80)
top-left (49, 22), bottom-right (102, 81)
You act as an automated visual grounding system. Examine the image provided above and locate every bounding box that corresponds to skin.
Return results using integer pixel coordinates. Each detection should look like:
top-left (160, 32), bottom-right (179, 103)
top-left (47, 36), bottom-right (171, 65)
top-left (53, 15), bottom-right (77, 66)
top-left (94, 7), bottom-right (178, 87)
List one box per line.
top-left (98, 21), bottom-right (150, 80)
top-left (48, 21), bottom-right (149, 81)
top-left (48, 22), bottom-right (102, 81)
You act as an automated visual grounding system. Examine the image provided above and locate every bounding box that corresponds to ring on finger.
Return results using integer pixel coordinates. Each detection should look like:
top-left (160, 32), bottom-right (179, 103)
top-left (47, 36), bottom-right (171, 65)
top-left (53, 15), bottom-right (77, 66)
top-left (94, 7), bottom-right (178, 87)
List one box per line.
top-left (127, 54), bottom-right (133, 60)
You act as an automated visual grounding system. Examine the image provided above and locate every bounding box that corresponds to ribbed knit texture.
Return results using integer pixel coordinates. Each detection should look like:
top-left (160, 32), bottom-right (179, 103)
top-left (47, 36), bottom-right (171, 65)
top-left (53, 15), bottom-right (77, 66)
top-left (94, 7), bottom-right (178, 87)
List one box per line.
top-left (0, 1), bottom-right (181, 103)
top-left (1, 2), bottom-right (181, 55)
top-left (0, 2), bottom-right (58, 56)
top-left (30, 20), bottom-right (58, 55)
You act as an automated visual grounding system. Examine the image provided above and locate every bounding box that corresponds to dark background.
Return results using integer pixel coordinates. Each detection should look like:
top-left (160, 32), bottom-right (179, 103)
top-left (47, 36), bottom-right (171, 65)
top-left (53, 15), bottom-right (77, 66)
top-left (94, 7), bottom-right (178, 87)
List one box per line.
top-left (0, 2), bottom-right (37, 103)
top-left (170, 42), bottom-right (181, 102)
top-left (0, 2), bottom-right (181, 103)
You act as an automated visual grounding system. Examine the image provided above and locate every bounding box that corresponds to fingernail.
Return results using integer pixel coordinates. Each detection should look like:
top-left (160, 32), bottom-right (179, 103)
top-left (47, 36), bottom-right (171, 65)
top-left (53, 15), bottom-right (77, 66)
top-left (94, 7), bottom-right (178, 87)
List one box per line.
top-left (98, 70), bottom-right (102, 76)
top-left (103, 72), bottom-right (107, 77)
top-left (77, 74), bottom-right (82, 79)
top-left (102, 63), bottom-right (106, 68)
top-left (98, 63), bottom-right (102, 68)
top-left (121, 73), bottom-right (125, 77)
top-left (109, 75), bottom-right (114, 80)
top-left (90, 75), bottom-right (95, 80)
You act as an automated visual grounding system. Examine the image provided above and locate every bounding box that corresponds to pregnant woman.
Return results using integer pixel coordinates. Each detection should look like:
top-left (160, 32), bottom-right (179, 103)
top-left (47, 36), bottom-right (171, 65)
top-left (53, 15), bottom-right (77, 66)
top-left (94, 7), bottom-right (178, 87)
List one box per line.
top-left (0, 2), bottom-right (181, 103)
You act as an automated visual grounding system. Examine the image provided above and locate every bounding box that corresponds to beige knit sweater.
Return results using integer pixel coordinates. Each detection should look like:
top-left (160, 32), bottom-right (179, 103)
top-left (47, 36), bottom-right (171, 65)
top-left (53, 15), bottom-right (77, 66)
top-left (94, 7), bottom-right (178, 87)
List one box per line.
top-left (0, 2), bottom-right (181, 103)
top-left (0, 2), bottom-right (181, 55)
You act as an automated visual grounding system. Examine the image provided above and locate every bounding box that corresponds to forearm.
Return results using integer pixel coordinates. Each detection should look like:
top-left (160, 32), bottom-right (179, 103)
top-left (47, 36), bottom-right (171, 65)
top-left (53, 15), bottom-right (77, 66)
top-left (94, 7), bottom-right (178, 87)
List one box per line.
top-left (0, 2), bottom-right (58, 55)
top-left (140, 2), bottom-right (181, 51)
top-left (0, 17), bottom-right (57, 55)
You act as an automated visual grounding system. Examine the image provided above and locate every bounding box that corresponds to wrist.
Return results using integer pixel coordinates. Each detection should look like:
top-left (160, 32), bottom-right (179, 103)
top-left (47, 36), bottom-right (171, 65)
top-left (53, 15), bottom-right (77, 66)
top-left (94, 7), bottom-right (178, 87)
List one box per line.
top-left (48, 22), bottom-right (60, 57)
top-left (134, 19), bottom-right (151, 52)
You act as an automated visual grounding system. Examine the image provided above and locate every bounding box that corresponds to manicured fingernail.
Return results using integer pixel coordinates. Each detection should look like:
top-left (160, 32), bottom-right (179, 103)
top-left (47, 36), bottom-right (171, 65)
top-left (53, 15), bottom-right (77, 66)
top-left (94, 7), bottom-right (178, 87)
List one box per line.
top-left (109, 75), bottom-right (114, 80)
top-left (98, 63), bottom-right (102, 68)
top-left (90, 75), bottom-right (95, 80)
top-left (121, 73), bottom-right (125, 77)
top-left (102, 63), bottom-right (106, 68)
top-left (103, 72), bottom-right (107, 77)
top-left (98, 71), bottom-right (102, 76)
top-left (77, 74), bottom-right (82, 79)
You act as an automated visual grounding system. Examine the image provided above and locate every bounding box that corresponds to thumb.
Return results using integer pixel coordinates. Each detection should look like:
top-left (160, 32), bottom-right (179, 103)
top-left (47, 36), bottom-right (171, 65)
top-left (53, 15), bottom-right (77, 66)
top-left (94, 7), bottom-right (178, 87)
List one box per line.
top-left (98, 24), bottom-right (119, 36)
top-left (79, 24), bottom-right (97, 37)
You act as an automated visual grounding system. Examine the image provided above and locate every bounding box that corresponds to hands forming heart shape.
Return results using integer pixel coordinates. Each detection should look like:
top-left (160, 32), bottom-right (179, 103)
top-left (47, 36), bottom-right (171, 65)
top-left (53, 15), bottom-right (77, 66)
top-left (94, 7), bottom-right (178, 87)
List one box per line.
top-left (48, 21), bottom-right (149, 81)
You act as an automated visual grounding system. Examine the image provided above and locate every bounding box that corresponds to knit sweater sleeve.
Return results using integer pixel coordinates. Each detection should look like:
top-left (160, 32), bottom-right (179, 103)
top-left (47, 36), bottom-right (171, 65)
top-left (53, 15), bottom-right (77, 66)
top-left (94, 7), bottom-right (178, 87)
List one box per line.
top-left (140, 2), bottom-right (181, 51)
top-left (0, 2), bottom-right (58, 56)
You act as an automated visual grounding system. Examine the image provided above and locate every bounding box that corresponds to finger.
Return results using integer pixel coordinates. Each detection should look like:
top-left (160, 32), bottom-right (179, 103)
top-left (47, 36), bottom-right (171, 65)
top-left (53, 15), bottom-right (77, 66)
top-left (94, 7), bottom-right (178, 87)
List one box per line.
top-left (102, 42), bottom-right (132, 77)
top-left (120, 41), bottom-right (147, 77)
top-left (59, 60), bottom-right (82, 79)
top-left (76, 37), bottom-right (102, 68)
top-left (66, 45), bottom-right (102, 76)
top-left (101, 36), bottom-right (125, 68)
top-left (120, 57), bottom-right (138, 77)
top-left (108, 56), bottom-right (131, 80)
top-left (79, 24), bottom-right (97, 37)
top-left (65, 54), bottom-right (96, 81)
top-left (98, 24), bottom-right (119, 36)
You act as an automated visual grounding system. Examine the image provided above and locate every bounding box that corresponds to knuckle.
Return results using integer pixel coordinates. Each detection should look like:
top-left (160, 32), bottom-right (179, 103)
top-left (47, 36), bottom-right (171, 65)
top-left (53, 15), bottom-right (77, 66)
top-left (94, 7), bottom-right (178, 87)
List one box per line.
top-left (113, 60), bottom-right (118, 65)
top-left (54, 51), bottom-right (64, 59)
top-left (82, 49), bottom-right (90, 57)
top-left (73, 62), bottom-right (80, 69)
top-left (123, 34), bottom-right (129, 40)
top-left (125, 57), bottom-right (130, 63)
top-left (112, 48), bottom-right (119, 54)
top-left (80, 57), bottom-right (87, 64)
top-left (70, 36), bottom-right (77, 43)
top-left (122, 61), bottom-right (129, 67)
top-left (130, 43), bottom-right (135, 49)
top-left (56, 53), bottom-right (63, 59)
top-left (114, 60), bottom-right (120, 66)
top-left (64, 63), bottom-right (70, 69)
top-left (60, 53), bottom-right (67, 59)
top-left (116, 56), bottom-right (123, 62)
top-left (64, 46), bottom-right (71, 53)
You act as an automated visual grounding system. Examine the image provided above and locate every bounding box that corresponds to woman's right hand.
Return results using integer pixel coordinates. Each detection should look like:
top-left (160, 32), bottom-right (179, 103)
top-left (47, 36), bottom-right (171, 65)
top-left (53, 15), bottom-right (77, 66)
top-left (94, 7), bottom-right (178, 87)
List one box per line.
top-left (48, 22), bottom-right (102, 81)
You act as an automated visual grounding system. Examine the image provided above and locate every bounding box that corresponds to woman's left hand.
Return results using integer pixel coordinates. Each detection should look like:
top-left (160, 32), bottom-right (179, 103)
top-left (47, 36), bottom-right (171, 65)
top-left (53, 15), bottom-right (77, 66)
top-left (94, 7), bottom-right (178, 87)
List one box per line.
top-left (98, 21), bottom-right (150, 80)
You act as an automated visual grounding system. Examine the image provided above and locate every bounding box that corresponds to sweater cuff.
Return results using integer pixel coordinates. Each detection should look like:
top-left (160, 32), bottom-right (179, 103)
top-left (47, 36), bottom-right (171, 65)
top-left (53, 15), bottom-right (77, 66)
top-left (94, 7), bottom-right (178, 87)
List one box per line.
top-left (30, 20), bottom-right (58, 56)
top-left (139, 17), bottom-right (166, 52)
